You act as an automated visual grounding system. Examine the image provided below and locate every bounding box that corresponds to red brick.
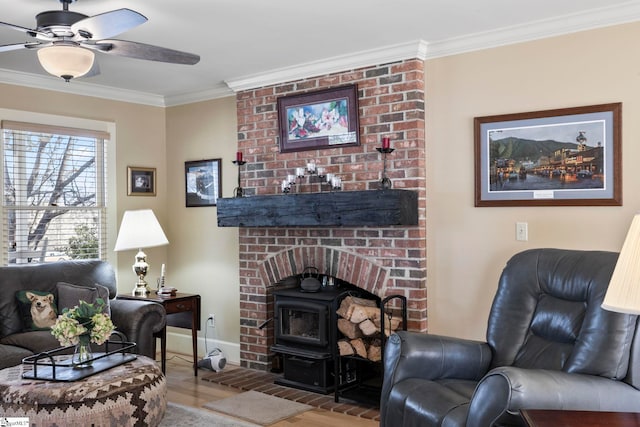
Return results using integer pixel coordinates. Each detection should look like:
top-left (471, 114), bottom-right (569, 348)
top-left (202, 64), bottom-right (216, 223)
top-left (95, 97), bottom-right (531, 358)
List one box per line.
top-left (234, 59), bottom-right (427, 370)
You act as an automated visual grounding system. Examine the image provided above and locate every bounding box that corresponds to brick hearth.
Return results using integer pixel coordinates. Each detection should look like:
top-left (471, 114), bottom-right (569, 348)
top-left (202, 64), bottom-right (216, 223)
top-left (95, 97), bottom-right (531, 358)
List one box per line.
top-left (234, 58), bottom-right (427, 370)
top-left (201, 366), bottom-right (380, 421)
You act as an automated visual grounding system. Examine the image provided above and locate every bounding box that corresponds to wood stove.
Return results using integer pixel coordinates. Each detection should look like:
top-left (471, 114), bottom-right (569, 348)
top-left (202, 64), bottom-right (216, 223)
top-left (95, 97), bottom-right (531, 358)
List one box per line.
top-left (271, 283), bottom-right (374, 394)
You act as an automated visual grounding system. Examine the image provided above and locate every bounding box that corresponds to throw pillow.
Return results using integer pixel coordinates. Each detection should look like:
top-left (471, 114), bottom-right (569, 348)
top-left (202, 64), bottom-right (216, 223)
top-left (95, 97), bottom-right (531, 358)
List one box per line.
top-left (15, 290), bottom-right (58, 331)
top-left (56, 282), bottom-right (111, 316)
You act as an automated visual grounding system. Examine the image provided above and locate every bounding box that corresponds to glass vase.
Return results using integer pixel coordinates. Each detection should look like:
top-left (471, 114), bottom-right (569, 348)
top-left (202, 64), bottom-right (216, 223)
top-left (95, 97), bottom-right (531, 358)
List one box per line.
top-left (73, 334), bottom-right (93, 368)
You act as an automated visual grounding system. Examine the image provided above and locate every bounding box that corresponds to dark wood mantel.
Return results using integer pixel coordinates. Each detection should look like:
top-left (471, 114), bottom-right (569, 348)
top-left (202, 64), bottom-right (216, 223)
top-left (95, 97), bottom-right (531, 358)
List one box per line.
top-left (216, 189), bottom-right (419, 227)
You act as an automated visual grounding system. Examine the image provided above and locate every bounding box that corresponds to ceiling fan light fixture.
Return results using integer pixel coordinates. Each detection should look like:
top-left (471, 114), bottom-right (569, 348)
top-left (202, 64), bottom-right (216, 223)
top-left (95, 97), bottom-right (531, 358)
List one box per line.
top-left (37, 45), bottom-right (94, 82)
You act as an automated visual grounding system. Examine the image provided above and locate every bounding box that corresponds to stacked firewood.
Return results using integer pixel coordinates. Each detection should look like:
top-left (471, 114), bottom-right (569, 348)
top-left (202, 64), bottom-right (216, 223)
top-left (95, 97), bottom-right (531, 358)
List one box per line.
top-left (336, 295), bottom-right (402, 362)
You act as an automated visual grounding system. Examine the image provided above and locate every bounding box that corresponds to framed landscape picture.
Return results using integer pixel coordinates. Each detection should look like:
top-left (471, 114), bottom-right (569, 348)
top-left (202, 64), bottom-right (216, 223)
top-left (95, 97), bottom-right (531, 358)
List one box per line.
top-left (127, 166), bottom-right (156, 196)
top-left (474, 103), bottom-right (622, 207)
top-left (277, 84), bottom-right (360, 153)
top-left (185, 158), bottom-right (222, 207)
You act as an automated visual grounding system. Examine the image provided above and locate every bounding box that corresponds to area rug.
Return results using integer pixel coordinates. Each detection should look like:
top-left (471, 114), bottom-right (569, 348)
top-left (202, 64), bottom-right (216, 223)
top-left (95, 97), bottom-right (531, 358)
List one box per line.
top-left (203, 390), bottom-right (313, 426)
top-left (160, 402), bottom-right (260, 427)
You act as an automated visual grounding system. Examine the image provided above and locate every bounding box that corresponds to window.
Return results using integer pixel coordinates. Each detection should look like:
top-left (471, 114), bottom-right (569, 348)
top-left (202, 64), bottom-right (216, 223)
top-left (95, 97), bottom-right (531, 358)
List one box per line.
top-left (2, 120), bottom-right (109, 265)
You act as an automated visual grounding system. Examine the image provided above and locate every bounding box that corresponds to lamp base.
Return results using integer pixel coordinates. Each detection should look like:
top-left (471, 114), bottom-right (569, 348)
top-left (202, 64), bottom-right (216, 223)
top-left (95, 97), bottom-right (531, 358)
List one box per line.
top-left (132, 282), bottom-right (150, 297)
top-left (132, 249), bottom-right (150, 297)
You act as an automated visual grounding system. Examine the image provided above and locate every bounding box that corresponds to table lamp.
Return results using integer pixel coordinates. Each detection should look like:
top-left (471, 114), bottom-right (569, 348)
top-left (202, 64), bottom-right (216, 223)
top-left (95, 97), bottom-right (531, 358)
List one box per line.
top-left (114, 209), bottom-right (169, 296)
top-left (602, 214), bottom-right (640, 314)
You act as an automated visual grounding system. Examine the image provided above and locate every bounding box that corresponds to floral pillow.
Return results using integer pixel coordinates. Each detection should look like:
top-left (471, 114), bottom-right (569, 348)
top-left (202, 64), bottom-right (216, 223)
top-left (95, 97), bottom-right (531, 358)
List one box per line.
top-left (15, 290), bottom-right (58, 331)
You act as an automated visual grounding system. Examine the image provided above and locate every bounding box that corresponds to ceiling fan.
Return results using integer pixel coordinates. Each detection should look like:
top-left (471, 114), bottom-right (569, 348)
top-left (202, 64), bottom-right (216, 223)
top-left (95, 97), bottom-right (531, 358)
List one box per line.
top-left (0, 0), bottom-right (200, 82)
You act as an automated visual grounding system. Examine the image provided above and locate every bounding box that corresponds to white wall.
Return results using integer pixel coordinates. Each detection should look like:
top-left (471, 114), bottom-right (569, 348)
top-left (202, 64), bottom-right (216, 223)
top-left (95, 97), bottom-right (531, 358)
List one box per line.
top-left (165, 97), bottom-right (240, 361)
top-left (426, 22), bottom-right (640, 339)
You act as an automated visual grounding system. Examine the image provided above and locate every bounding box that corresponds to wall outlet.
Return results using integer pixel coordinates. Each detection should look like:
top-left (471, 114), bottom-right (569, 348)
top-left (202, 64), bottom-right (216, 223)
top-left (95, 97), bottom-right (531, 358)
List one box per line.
top-left (208, 313), bottom-right (215, 328)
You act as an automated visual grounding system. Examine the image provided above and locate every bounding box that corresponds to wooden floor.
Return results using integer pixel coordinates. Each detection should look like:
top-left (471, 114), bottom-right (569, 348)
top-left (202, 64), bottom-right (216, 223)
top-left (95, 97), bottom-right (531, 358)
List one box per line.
top-left (164, 353), bottom-right (379, 427)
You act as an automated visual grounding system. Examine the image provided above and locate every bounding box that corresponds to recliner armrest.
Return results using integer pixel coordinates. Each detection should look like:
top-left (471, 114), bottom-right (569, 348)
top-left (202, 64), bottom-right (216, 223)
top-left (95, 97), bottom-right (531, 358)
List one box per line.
top-left (467, 366), bottom-right (640, 427)
top-left (110, 299), bottom-right (166, 360)
top-left (381, 331), bottom-right (492, 407)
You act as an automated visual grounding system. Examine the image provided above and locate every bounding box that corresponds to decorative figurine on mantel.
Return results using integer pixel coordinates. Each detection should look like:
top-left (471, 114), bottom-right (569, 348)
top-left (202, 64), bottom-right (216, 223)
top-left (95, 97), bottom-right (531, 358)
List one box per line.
top-left (280, 160), bottom-right (341, 193)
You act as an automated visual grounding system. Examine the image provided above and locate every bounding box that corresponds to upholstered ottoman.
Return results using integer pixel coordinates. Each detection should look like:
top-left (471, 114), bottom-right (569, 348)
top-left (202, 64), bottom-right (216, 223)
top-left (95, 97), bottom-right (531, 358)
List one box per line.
top-left (0, 356), bottom-right (166, 426)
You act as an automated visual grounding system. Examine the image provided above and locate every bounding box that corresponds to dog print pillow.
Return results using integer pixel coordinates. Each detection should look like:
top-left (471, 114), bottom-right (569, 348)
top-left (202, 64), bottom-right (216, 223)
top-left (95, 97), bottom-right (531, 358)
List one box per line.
top-left (15, 290), bottom-right (59, 331)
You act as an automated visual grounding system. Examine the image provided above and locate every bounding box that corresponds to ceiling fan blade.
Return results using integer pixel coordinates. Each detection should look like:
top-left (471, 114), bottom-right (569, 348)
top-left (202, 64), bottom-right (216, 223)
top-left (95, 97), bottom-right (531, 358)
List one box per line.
top-left (0, 21), bottom-right (48, 38)
top-left (71, 9), bottom-right (147, 40)
top-left (93, 39), bottom-right (200, 65)
top-left (83, 59), bottom-right (101, 78)
top-left (0, 41), bottom-right (41, 53)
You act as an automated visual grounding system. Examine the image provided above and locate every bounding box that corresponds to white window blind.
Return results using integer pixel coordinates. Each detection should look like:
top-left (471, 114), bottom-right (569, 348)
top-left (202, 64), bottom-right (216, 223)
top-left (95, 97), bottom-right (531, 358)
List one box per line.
top-left (1, 120), bottom-right (109, 265)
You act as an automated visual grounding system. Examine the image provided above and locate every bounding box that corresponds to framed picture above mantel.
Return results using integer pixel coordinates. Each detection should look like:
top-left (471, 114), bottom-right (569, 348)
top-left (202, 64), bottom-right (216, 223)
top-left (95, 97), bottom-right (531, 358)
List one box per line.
top-left (277, 84), bottom-right (360, 153)
top-left (474, 103), bottom-right (622, 207)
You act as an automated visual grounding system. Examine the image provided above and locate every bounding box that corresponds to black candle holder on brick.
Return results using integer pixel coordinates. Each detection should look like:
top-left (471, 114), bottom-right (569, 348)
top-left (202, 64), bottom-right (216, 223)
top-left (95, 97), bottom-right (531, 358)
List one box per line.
top-left (376, 147), bottom-right (394, 190)
top-left (232, 160), bottom-right (246, 197)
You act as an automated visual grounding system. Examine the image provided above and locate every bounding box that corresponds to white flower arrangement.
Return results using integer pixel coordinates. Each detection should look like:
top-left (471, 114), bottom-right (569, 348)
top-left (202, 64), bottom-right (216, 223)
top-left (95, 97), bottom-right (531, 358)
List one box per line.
top-left (51, 298), bottom-right (115, 346)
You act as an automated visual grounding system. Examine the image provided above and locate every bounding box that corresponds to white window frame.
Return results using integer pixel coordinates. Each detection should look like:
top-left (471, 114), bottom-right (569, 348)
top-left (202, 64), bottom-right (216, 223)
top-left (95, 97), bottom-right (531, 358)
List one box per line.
top-left (0, 111), bottom-right (115, 266)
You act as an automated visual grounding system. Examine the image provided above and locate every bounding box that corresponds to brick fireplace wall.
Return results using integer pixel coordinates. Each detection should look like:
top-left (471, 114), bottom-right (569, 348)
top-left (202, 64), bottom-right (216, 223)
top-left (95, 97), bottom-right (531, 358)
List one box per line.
top-left (235, 59), bottom-right (426, 370)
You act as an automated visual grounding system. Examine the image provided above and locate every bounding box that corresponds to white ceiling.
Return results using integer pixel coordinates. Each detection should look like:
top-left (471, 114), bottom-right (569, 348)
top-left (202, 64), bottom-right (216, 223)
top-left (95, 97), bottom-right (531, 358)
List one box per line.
top-left (1, 0), bottom-right (640, 107)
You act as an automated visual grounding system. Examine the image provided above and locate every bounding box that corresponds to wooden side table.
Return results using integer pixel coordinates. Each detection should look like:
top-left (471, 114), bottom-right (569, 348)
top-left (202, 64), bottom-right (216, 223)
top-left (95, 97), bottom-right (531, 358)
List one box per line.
top-left (521, 409), bottom-right (640, 426)
top-left (117, 292), bottom-right (201, 376)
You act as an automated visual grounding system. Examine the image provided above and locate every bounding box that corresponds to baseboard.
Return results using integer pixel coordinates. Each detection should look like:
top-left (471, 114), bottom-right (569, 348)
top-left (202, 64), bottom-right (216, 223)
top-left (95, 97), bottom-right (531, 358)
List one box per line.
top-left (165, 330), bottom-right (240, 365)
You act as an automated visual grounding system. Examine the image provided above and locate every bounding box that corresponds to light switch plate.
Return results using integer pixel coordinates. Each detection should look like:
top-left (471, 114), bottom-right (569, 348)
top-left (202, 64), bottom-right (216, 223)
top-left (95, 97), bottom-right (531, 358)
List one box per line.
top-left (516, 222), bottom-right (528, 241)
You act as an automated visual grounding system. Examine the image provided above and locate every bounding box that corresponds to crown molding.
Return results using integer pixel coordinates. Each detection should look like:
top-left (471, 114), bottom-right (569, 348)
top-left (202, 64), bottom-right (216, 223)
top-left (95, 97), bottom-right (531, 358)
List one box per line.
top-left (425, 1), bottom-right (640, 58)
top-left (0, 68), bottom-right (167, 106)
top-left (164, 84), bottom-right (234, 107)
top-left (0, 66), bottom-right (233, 107)
top-left (224, 2), bottom-right (640, 92)
top-left (225, 40), bottom-right (428, 92)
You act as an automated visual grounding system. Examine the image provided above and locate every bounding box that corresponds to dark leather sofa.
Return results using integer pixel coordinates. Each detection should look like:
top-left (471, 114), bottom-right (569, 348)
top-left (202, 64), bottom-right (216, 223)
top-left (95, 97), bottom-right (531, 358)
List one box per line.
top-left (381, 249), bottom-right (640, 426)
top-left (0, 260), bottom-right (166, 369)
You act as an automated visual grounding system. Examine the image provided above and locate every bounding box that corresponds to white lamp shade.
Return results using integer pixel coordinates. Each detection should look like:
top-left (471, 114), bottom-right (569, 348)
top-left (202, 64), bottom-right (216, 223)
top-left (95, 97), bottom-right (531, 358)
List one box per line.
top-left (114, 209), bottom-right (169, 252)
top-left (602, 214), bottom-right (640, 314)
top-left (37, 45), bottom-right (95, 80)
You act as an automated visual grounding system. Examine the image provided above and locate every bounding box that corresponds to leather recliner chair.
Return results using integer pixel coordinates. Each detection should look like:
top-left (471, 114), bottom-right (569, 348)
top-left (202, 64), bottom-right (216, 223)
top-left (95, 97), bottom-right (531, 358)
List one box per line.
top-left (381, 248), bottom-right (640, 427)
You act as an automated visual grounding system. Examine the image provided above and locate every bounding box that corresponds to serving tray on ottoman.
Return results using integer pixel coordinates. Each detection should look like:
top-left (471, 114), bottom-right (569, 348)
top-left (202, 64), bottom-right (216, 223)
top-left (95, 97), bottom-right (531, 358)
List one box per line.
top-left (21, 340), bottom-right (137, 382)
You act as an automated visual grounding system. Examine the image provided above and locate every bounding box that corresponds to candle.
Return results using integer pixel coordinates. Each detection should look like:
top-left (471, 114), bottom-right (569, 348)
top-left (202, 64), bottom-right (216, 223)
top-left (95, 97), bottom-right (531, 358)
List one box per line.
top-left (331, 176), bottom-right (342, 189)
top-left (160, 263), bottom-right (166, 278)
top-left (382, 137), bottom-right (390, 149)
top-left (307, 162), bottom-right (316, 173)
top-left (236, 151), bottom-right (243, 162)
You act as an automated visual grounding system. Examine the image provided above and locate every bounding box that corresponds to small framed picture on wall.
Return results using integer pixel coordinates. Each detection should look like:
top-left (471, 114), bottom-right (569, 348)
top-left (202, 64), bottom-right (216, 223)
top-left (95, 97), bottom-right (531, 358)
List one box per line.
top-left (127, 166), bottom-right (156, 196)
top-left (185, 158), bottom-right (222, 207)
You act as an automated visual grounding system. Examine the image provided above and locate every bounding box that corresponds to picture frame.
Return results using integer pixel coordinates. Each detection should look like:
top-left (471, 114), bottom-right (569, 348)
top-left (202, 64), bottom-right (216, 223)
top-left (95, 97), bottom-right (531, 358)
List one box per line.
top-left (474, 103), bottom-right (622, 207)
top-left (185, 158), bottom-right (222, 207)
top-left (127, 166), bottom-right (156, 196)
top-left (277, 84), bottom-right (360, 153)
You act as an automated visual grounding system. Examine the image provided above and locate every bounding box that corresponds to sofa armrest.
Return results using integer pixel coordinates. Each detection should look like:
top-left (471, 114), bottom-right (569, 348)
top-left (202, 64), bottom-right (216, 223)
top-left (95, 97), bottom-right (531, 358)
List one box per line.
top-left (381, 331), bottom-right (492, 411)
top-left (467, 367), bottom-right (640, 427)
top-left (110, 299), bottom-right (166, 360)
